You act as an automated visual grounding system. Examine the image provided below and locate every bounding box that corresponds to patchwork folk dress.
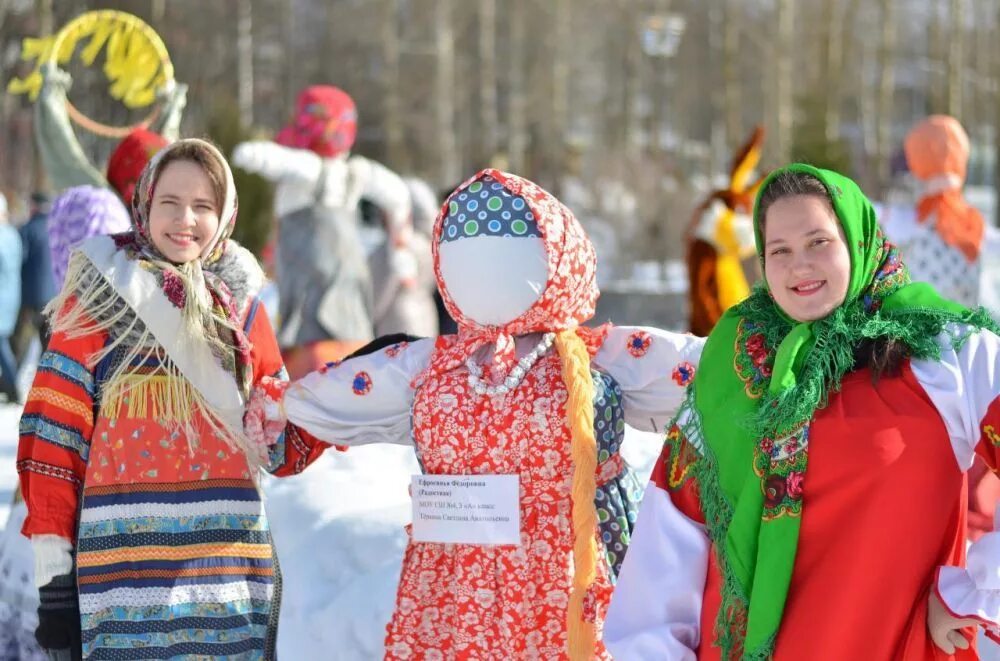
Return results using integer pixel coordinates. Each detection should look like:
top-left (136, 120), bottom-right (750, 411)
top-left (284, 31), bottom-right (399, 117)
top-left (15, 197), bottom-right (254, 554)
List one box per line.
top-left (252, 170), bottom-right (705, 658)
top-left (18, 141), bottom-right (328, 660)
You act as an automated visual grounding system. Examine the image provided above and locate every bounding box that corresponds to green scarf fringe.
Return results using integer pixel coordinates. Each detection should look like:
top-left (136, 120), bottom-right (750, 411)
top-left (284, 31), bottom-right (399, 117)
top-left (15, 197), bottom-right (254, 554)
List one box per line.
top-left (738, 285), bottom-right (1000, 442)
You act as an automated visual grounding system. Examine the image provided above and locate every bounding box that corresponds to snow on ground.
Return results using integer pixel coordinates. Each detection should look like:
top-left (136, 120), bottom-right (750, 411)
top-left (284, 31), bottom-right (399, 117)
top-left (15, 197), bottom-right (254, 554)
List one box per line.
top-left (0, 405), bottom-right (20, 525)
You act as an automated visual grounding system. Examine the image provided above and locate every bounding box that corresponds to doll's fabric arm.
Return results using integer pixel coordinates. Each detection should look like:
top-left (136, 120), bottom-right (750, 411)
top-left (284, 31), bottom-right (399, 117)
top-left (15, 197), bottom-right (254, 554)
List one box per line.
top-left (231, 141), bottom-right (322, 185)
top-left (251, 338), bottom-right (434, 449)
top-left (592, 326), bottom-right (706, 433)
top-left (604, 419), bottom-right (709, 659)
top-left (911, 325), bottom-right (1000, 641)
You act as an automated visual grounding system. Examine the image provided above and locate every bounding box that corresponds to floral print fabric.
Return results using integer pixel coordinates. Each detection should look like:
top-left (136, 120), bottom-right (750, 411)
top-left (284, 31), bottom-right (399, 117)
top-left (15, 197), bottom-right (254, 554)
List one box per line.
top-left (385, 337), bottom-right (619, 660)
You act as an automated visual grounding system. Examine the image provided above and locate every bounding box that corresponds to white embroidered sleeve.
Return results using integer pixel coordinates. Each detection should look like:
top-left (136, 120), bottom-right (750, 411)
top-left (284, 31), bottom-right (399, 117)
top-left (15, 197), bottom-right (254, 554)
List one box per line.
top-left (604, 483), bottom-right (709, 659)
top-left (592, 326), bottom-right (706, 433)
top-left (911, 326), bottom-right (1000, 634)
top-left (282, 339), bottom-right (435, 447)
top-left (231, 141), bottom-right (322, 184)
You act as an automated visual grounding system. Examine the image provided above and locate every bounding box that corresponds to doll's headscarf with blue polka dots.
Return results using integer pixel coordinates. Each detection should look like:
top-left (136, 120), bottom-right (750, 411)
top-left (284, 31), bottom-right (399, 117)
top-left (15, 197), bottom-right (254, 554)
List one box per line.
top-left (422, 168), bottom-right (604, 383)
top-left (440, 176), bottom-right (541, 242)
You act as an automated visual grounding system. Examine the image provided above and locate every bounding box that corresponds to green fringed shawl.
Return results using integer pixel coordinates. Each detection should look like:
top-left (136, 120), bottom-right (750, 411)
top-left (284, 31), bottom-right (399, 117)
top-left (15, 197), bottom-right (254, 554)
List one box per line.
top-left (682, 163), bottom-right (998, 659)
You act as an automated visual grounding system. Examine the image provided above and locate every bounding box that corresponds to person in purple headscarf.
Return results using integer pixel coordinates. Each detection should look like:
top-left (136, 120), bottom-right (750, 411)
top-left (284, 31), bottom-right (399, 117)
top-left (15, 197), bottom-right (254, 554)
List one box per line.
top-left (46, 186), bottom-right (131, 291)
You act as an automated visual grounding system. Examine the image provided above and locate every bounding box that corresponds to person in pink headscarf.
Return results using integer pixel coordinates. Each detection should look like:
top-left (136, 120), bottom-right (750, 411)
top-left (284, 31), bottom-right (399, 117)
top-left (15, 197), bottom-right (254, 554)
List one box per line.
top-left (244, 169), bottom-right (705, 659)
top-left (232, 85), bottom-right (412, 376)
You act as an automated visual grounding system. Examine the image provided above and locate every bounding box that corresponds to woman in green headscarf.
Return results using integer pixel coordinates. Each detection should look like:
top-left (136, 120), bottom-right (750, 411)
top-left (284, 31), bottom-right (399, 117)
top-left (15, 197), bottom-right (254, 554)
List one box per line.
top-left (604, 164), bottom-right (1000, 660)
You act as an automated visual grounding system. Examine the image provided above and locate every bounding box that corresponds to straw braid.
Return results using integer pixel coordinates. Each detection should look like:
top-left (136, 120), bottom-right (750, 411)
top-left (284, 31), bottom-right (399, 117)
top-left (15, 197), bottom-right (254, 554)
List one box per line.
top-left (555, 328), bottom-right (599, 659)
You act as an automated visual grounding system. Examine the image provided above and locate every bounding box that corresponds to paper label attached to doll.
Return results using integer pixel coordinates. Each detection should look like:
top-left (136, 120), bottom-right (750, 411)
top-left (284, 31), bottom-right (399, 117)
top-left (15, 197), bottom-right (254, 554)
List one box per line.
top-left (411, 474), bottom-right (520, 546)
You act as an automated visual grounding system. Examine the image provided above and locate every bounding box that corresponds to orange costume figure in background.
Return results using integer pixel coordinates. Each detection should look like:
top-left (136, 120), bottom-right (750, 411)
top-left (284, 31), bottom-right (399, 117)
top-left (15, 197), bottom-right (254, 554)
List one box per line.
top-left (881, 116), bottom-right (998, 543)
top-left (881, 116), bottom-right (986, 307)
top-left (686, 127), bottom-right (767, 336)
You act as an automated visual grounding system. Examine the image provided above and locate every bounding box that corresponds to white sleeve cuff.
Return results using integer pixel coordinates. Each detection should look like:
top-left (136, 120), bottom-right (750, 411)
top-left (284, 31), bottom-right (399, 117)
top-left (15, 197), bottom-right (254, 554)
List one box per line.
top-left (935, 528), bottom-right (1000, 636)
top-left (32, 534), bottom-right (74, 588)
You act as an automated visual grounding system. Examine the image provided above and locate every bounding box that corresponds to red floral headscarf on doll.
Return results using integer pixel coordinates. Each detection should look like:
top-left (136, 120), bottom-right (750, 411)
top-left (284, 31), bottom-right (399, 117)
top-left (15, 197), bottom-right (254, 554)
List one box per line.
top-left (275, 85), bottom-right (358, 158)
top-left (422, 168), bottom-right (606, 382)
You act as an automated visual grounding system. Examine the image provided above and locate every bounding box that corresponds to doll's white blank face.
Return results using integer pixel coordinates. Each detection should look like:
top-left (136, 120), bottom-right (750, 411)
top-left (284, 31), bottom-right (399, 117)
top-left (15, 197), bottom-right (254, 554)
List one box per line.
top-left (438, 236), bottom-right (548, 326)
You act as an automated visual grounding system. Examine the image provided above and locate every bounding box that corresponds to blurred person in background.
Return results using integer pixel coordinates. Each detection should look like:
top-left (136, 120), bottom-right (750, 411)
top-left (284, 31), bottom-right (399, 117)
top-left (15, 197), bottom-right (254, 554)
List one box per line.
top-left (0, 193), bottom-right (23, 403)
top-left (367, 177), bottom-right (440, 337)
top-left (46, 186), bottom-right (131, 292)
top-left (13, 193), bottom-right (52, 364)
top-left (877, 115), bottom-right (999, 547)
top-left (880, 116), bottom-right (988, 307)
top-left (233, 85), bottom-right (411, 377)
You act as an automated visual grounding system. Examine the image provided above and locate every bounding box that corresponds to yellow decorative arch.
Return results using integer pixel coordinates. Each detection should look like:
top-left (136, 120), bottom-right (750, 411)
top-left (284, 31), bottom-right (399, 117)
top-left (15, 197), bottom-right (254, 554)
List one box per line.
top-left (7, 10), bottom-right (174, 137)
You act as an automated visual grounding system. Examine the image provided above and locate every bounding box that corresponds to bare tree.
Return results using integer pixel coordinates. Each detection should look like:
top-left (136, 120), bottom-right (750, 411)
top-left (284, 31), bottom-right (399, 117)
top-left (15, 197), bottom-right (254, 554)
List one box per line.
top-left (820, 0), bottom-right (859, 144)
top-left (994, 1), bottom-right (1000, 221)
top-left (476, 0), bottom-right (498, 167)
top-left (722, 0), bottom-right (741, 146)
top-left (150, 0), bottom-right (165, 24)
top-left (947, 0), bottom-right (965, 118)
top-left (506, 0), bottom-right (528, 173)
top-left (379, 0), bottom-right (404, 168)
top-left (774, 0), bottom-right (794, 163)
top-left (31, 0), bottom-right (53, 191)
top-left (874, 0), bottom-right (897, 195)
top-left (236, 0), bottom-right (253, 126)
top-left (548, 0), bottom-right (571, 189)
top-left (621, 1), bottom-right (641, 165)
top-left (435, 0), bottom-right (459, 185)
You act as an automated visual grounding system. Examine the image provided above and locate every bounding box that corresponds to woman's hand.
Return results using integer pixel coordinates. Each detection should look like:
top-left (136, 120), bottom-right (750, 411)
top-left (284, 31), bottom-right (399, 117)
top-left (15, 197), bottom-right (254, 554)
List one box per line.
top-left (244, 376), bottom-right (289, 460)
top-left (928, 589), bottom-right (979, 654)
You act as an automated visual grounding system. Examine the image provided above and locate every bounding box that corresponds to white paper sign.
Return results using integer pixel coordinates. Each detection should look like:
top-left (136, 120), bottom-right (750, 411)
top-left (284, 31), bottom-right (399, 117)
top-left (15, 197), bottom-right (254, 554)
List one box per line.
top-left (411, 474), bottom-right (521, 546)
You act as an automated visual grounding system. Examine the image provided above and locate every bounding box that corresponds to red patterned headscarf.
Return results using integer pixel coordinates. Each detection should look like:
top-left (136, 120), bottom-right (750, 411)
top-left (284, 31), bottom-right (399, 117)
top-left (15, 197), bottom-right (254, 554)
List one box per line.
top-left (129, 138), bottom-right (239, 267)
top-left (275, 85), bottom-right (358, 158)
top-left (107, 128), bottom-right (169, 206)
top-left (421, 169), bottom-right (603, 382)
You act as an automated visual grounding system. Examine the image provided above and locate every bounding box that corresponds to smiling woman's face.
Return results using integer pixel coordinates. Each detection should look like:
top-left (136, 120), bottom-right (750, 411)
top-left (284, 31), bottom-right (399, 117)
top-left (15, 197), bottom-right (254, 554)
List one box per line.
top-left (762, 194), bottom-right (851, 322)
top-left (148, 159), bottom-right (221, 264)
